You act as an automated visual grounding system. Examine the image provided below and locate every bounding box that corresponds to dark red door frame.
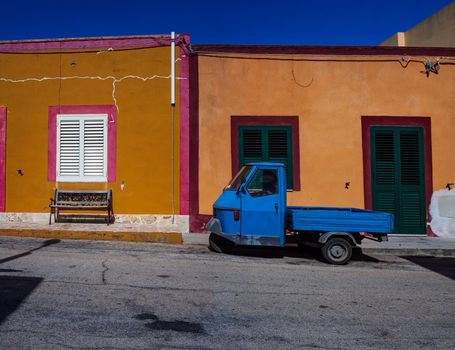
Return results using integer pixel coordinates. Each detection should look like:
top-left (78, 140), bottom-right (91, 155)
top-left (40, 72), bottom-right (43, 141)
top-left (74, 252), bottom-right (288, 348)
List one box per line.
top-left (0, 107), bottom-right (6, 212)
top-left (361, 116), bottom-right (434, 236)
top-left (188, 55), bottom-right (210, 232)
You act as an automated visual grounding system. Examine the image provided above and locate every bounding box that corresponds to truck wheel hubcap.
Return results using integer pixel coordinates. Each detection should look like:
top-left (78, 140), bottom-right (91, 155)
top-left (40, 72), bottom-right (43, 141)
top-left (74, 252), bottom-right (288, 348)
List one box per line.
top-left (330, 245), bottom-right (346, 259)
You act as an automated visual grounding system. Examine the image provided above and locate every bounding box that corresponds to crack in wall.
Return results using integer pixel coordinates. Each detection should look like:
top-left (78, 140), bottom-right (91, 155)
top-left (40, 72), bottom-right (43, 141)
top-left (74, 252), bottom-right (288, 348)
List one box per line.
top-left (0, 74), bottom-right (186, 112)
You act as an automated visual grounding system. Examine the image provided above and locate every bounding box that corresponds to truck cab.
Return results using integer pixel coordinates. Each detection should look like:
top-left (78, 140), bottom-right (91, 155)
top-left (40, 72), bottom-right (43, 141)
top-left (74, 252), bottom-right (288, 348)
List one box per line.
top-left (208, 163), bottom-right (287, 247)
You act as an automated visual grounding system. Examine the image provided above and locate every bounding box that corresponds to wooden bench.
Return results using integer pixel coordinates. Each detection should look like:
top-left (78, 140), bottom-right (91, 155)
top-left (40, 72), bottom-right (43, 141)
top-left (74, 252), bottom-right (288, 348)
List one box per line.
top-left (49, 190), bottom-right (113, 225)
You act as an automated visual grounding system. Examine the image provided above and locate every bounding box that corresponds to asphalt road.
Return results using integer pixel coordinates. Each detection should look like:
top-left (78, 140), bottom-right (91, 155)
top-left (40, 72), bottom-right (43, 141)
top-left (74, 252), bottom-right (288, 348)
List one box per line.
top-left (0, 237), bottom-right (454, 350)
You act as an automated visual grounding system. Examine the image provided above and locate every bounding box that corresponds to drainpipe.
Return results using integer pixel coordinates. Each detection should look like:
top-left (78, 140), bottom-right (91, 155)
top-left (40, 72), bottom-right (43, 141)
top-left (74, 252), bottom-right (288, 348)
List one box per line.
top-left (171, 31), bottom-right (176, 106)
top-left (171, 32), bottom-right (176, 223)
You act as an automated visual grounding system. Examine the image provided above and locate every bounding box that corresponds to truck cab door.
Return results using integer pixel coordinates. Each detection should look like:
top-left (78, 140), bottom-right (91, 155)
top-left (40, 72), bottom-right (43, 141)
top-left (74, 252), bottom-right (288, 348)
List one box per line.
top-left (239, 167), bottom-right (286, 246)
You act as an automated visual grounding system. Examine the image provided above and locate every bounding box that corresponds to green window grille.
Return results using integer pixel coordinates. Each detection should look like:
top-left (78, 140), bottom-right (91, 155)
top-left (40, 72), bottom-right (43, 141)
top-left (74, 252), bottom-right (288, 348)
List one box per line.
top-left (239, 126), bottom-right (293, 190)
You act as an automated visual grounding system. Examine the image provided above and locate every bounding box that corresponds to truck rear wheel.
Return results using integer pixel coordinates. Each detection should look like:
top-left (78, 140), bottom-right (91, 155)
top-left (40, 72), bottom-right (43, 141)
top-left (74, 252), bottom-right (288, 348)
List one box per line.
top-left (209, 233), bottom-right (233, 254)
top-left (321, 238), bottom-right (352, 265)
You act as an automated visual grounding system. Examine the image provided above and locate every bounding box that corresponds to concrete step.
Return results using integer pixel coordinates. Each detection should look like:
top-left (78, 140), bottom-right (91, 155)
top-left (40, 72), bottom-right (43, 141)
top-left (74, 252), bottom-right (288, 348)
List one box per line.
top-left (0, 223), bottom-right (182, 244)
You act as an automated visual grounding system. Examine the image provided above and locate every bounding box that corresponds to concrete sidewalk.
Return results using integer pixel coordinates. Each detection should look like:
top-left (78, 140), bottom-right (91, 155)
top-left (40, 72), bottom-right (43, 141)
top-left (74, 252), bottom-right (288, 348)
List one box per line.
top-left (359, 236), bottom-right (455, 257)
top-left (183, 233), bottom-right (455, 257)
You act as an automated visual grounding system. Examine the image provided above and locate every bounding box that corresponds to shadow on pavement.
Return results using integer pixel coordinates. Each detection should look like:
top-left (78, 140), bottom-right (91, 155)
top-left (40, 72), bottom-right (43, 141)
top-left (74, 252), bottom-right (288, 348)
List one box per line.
top-left (0, 275), bottom-right (43, 325)
top-left (0, 268), bottom-right (23, 273)
top-left (401, 256), bottom-right (455, 281)
top-left (230, 245), bottom-right (380, 264)
top-left (0, 239), bottom-right (61, 265)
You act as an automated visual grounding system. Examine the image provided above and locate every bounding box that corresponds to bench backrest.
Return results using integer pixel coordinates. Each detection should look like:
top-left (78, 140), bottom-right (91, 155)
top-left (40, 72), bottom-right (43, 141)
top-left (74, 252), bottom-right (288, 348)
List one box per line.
top-left (55, 190), bottom-right (112, 204)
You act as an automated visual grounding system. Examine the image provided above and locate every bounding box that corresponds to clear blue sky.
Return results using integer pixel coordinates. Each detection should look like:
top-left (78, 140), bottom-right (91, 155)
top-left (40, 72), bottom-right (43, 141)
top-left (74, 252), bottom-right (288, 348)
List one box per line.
top-left (0, 0), bottom-right (452, 45)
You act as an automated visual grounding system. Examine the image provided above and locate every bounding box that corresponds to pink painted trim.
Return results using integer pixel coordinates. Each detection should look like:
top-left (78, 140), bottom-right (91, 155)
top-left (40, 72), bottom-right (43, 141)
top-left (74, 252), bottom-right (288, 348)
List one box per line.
top-left (48, 105), bottom-right (117, 182)
top-left (48, 108), bottom-right (57, 182)
top-left (189, 55), bottom-right (200, 232)
top-left (106, 106), bottom-right (117, 182)
top-left (0, 35), bottom-right (190, 52)
top-left (179, 36), bottom-right (190, 215)
top-left (0, 107), bottom-right (6, 212)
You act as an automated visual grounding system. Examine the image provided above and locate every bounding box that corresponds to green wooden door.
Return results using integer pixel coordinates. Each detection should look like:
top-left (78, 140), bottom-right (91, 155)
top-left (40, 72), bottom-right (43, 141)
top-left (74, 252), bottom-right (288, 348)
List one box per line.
top-left (371, 127), bottom-right (426, 234)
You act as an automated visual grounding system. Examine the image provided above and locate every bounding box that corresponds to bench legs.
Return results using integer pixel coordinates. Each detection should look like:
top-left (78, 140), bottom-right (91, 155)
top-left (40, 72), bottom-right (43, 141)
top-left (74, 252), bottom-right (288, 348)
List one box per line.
top-left (49, 198), bottom-right (55, 225)
top-left (49, 206), bottom-right (113, 225)
top-left (49, 207), bottom-right (59, 225)
top-left (107, 206), bottom-right (114, 225)
top-left (49, 206), bottom-right (57, 225)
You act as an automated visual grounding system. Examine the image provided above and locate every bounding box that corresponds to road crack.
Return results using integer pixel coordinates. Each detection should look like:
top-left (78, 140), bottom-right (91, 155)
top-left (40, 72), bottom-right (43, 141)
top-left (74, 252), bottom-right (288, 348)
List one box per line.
top-left (101, 260), bottom-right (109, 284)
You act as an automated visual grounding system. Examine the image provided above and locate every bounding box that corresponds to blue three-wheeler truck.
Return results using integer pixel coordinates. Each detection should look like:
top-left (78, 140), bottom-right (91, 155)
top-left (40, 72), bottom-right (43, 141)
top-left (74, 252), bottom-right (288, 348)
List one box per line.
top-left (206, 162), bottom-right (394, 264)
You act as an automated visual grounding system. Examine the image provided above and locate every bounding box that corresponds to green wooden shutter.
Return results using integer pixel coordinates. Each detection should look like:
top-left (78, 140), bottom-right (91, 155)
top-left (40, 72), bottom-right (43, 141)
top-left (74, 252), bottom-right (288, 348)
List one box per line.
top-left (240, 129), bottom-right (264, 165)
top-left (400, 131), bottom-right (421, 185)
top-left (371, 127), bottom-right (425, 234)
top-left (239, 126), bottom-right (293, 189)
top-left (399, 130), bottom-right (426, 233)
top-left (268, 128), bottom-right (293, 190)
top-left (372, 129), bottom-right (398, 231)
top-left (375, 130), bottom-right (396, 185)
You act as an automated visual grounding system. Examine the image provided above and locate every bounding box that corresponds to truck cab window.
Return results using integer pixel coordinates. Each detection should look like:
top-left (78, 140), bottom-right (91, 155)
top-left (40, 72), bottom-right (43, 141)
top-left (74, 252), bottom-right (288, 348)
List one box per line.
top-left (247, 169), bottom-right (278, 197)
top-left (225, 166), bottom-right (252, 191)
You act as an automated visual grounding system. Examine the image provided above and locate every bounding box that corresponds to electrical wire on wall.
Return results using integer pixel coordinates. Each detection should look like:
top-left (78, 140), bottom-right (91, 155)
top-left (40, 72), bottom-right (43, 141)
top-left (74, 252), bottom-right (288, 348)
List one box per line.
top-left (291, 59), bottom-right (313, 88)
top-left (194, 51), bottom-right (455, 76)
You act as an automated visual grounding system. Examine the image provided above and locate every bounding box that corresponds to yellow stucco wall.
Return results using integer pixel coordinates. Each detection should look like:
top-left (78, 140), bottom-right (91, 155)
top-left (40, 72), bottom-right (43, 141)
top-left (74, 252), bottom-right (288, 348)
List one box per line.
top-left (0, 46), bottom-right (180, 214)
top-left (197, 54), bottom-right (455, 215)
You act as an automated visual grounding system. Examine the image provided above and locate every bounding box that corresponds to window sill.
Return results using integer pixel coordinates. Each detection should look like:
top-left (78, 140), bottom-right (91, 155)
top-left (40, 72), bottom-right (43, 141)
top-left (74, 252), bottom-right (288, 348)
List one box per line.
top-left (56, 177), bottom-right (107, 183)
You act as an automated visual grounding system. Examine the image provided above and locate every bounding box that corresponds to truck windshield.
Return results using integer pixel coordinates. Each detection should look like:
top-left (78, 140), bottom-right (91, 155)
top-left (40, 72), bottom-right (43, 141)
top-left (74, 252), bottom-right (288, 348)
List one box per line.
top-left (225, 166), bottom-right (252, 191)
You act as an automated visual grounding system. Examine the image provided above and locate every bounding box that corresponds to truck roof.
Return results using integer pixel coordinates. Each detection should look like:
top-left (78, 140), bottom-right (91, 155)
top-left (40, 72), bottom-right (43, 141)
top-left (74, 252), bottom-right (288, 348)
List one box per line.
top-left (246, 162), bottom-right (285, 167)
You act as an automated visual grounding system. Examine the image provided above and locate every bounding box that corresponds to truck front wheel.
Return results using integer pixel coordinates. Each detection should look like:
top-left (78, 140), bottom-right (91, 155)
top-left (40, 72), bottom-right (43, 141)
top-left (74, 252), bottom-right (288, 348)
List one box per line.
top-left (321, 238), bottom-right (352, 265)
top-left (209, 233), bottom-right (233, 254)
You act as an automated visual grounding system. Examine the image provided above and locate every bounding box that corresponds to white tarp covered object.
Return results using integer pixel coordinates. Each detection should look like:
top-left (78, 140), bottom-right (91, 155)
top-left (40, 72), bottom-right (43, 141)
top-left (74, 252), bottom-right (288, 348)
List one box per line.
top-left (429, 189), bottom-right (455, 238)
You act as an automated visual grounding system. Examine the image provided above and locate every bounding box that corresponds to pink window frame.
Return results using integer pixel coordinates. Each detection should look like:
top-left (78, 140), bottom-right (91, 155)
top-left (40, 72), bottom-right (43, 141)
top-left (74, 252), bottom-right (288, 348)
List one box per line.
top-left (0, 107), bottom-right (6, 211)
top-left (48, 105), bottom-right (116, 182)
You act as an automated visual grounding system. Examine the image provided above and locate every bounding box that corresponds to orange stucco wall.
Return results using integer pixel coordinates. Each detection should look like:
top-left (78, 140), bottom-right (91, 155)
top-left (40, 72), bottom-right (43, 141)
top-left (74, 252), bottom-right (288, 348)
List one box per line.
top-left (0, 46), bottom-right (180, 214)
top-left (197, 54), bottom-right (455, 215)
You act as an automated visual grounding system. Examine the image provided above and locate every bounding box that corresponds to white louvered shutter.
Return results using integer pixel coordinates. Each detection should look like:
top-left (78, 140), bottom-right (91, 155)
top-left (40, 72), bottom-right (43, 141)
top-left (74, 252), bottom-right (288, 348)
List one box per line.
top-left (57, 114), bottom-right (108, 182)
top-left (58, 119), bottom-right (81, 177)
top-left (83, 119), bottom-right (106, 177)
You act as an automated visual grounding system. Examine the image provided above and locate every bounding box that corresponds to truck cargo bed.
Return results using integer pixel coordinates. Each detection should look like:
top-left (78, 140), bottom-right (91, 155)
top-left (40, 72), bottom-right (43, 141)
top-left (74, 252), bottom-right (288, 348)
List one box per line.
top-left (286, 206), bottom-right (394, 234)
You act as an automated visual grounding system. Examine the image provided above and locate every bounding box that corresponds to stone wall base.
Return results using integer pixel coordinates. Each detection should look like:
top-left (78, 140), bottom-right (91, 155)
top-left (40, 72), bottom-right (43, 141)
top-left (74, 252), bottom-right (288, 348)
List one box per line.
top-left (0, 213), bottom-right (189, 234)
